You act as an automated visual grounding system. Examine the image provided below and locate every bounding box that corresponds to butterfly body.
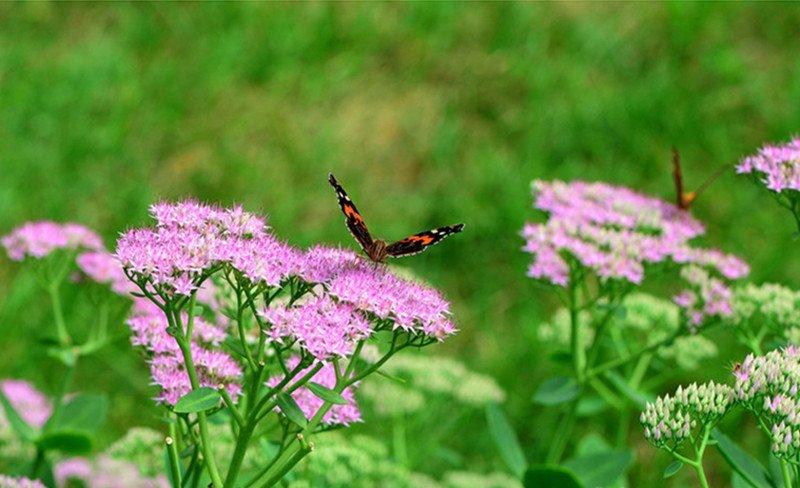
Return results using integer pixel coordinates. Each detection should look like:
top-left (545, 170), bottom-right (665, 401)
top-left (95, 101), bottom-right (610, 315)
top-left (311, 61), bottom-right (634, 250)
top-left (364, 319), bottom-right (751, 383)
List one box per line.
top-left (328, 173), bottom-right (464, 263)
top-left (671, 147), bottom-right (726, 211)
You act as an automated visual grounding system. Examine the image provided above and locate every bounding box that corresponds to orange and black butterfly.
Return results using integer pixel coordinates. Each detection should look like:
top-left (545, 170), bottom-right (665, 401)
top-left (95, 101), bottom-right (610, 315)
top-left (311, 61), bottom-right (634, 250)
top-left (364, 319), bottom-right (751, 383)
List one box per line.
top-left (328, 173), bottom-right (464, 263)
top-left (671, 147), bottom-right (728, 210)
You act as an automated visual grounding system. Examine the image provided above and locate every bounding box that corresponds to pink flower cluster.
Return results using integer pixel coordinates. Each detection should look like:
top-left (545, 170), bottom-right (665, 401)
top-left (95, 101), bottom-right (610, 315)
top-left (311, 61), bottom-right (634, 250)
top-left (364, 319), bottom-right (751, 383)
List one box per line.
top-left (127, 307), bottom-right (242, 405)
top-left (0, 475), bottom-right (45, 488)
top-left (55, 457), bottom-right (169, 488)
top-left (268, 358), bottom-right (361, 426)
top-left (76, 251), bottom-right (136, 295)
top-left (262, 295), bottom-right (372, 361)
top-left (523, 180), bottom-right (748, 325)
top-left (116, 201), bottom-right (299, 295)
top-left (1, 221), bottom-right (104, 261)
top-left (737, 137), bottom-right (800, 193)
top-left (0, 379), bottom-right (52, 428)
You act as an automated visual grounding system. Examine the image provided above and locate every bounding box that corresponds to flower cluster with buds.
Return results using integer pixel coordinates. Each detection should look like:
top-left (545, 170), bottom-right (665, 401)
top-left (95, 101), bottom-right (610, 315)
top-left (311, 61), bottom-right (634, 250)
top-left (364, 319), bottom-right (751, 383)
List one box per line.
top-left (737, 137), bottom-right (800, 193)
top-left (730, 283), bottom-right (800, 344)
top-left (523, 180), bottom-right (748, 327)
top-left (640, 381), bottom-right (733, 450)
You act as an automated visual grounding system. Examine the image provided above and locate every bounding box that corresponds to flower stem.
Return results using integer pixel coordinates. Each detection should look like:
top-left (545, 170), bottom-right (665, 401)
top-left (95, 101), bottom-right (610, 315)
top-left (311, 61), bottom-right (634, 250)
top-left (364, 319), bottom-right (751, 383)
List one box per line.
top-left (47, 283), bottom-right (70, 346)
top-left (169, 303), bottom-right (223, 488)
top-left (781, 459), bottom-right (793, 488)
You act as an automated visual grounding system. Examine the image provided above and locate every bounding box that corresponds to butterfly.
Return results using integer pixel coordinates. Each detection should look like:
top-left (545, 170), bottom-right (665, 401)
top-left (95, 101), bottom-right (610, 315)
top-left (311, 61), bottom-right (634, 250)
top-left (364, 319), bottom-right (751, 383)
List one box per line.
top-left (328, 173), bottom-right (465, 263)
top-left (671, 147), bottom-right (728, 210)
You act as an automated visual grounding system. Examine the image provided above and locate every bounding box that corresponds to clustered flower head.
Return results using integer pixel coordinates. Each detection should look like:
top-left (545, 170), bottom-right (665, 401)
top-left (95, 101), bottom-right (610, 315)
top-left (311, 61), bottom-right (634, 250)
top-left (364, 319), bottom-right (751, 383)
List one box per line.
top-left (0, 380), bottom-right (52, 429)
top-left (262, 295), bottom-right (372, 361)
top-left (116, 200), bottom-right (299, 296)
top-left (733, 346), bottom-right (800, 458)
top-left (268, 358), bottom-right (361, 426)
top-left (523, 180), bottom-right (748, 326)
top-left (737, 137), bottom-right (800, 193)
top-left (640, 381), bottom-right (733, 449)
top-left (0, 475), bottom-right (45, 488)
top-left (127, 304), bottom-right (242, 405)
top-left (55, 456), bottom-right (169, 488)
top-left (1, 221), bottom-right (104, 261)
top-left (731, 283), bottom-right (800, 343)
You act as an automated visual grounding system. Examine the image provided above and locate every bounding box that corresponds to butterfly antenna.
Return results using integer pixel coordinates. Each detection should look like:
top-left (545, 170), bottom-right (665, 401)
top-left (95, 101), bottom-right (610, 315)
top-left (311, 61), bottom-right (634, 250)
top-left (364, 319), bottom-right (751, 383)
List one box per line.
top-left (693, 164), bottom-right (730, 199)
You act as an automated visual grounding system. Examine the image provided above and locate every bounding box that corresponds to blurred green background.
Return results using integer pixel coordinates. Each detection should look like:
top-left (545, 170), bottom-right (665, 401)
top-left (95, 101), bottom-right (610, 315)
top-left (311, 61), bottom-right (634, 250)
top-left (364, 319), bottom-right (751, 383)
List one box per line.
top-left (2, 2), bottom-right (800, 485)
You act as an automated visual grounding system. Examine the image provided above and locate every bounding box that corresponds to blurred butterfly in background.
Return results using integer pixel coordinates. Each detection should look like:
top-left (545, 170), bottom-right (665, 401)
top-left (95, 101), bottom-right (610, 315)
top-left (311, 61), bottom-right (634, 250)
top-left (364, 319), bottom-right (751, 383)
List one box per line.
top-left (671, 147), bottom-right (728, 210)
top-left (328, 173), bottom-right (465, 263)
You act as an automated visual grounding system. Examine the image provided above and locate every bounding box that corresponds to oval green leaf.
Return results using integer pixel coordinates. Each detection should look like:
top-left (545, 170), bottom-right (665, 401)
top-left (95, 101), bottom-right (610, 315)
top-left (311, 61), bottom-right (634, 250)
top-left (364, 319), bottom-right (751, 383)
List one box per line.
top-left (532, 376), bottom-right (579, 406)
top-left (306, 382), bottom-right (348, 405)
top-left (37, 430), bottom-right (93, 455)
top-left (523, 465), bottom-right (583, 488)
top-left (276, 392), bottom-right (307, 427)
top-left (564, 449), bottom-right (633, 487)
top-left (663, 461), bottom-right (684, 479)
top-left (712, 429), bottom-right (772, 488)
top-left (174, 387), bottom-right (220, 413)
top-left (485, 403), bottom-right (527, 477)
top-left (46, 393), bottom-right (108, 434)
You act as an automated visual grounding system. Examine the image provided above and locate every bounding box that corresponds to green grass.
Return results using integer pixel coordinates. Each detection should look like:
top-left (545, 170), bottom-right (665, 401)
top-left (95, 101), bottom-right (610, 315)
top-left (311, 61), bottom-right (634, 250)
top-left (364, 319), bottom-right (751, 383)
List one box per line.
top-left (1, 3), bottom-right (800, 484)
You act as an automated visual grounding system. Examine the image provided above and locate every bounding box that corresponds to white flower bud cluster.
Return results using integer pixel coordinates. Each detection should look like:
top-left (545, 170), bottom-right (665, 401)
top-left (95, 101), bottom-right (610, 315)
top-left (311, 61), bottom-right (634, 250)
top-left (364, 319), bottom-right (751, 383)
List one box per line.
top-left (731, 283), bottom-right (800, 343)
top-left (640, 381), bottom-right (733, 449)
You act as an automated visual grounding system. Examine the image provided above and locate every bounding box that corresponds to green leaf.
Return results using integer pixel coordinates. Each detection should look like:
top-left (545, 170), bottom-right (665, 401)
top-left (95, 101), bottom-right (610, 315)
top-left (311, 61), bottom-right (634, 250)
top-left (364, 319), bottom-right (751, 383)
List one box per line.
top-left (564, 449), bottom-right (633, 487)
top-left (37, 430), bottom-right (93, 454)
top-left (548, 351), bottom-right (573, 364)
top-left (712, 429), bottom-right (773, 488)
top-left (664, 461), bottom-right (684, 479)
top-left (532, 377), bottom-right (579, 406)
top-left (485, 403), bottom-right (527, 477)
top-left (523, 465), bottom-right (583, 488)
top-left (174, 387), bottom-right (220, 413)
top-left (0, 389), bottom-right (38, 442)
top-left (576, 396), bottom-right (607, 417)
top-left (603, 371), bottom-right (654, 408)
top-left (306, 382), bottom-right (348, 405)
top-left (276, 393), bottom-right (307, 427)
top-left (46, 394), bottom-right (108, 434)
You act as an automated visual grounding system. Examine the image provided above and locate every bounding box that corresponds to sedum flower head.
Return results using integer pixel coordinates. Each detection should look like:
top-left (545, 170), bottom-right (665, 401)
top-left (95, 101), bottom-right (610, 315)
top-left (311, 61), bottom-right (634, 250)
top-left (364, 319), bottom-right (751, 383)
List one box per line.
top-left (2, 221), bottom-right (103, 261)
top-left (523, 180), bottom-right (748, 326)
top-left (126, 307), bottom-right (242, 405)
top-left (116, 200), bottom-right (298, 295)
top-left (641, 381), bottom-right (733, 449)
top-left (55, 456), bottom-right (169, 488)
top-left (327, 266), bottom-right (456, 340)
top-left (360, 354), bottom-right (505, 417)
top-left (731, 283), bottom-right (800, 343)
top-left (104, 427), bottom-right (165, 478)
top-left (0, 476), bottom-right (45, 488)
top-left (738, 137), bottom-right (800, 193)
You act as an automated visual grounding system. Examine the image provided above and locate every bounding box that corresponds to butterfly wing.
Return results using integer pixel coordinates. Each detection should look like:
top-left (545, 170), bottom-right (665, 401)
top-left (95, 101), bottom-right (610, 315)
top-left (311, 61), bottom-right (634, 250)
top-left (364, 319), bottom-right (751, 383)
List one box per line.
top-left (385, 224), bottom-right (465, 258)
top-left (671, 147), bottom-right (690, 209)
top-left (328, 173), bottom-right (374, 251)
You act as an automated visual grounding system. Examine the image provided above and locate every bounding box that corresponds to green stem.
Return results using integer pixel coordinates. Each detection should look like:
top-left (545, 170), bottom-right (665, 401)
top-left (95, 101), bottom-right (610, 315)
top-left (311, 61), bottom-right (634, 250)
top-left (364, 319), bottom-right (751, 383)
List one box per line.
top-left (48, 283), bottom-right (70, 346)
top-left (167, 424), bottom-right (182, 488)
top-left (545, 399), bottom-right (578, 464)
top-left (569, 282), bottom-right (584, 382)
top-left (48, 362), bottom-right (76, 426)
top-left (169, 303), bottom-right (223, 488)
top-left (781, 459), bottom-right (794, 488)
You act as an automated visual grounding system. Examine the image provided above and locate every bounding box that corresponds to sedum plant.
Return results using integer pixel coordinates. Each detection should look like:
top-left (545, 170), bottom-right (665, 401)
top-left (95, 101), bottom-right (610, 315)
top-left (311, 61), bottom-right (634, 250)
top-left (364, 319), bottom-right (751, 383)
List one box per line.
top-left (112, 200), bottom-right (458, 487)
top-left (519, 178), bottom-right (747, 482)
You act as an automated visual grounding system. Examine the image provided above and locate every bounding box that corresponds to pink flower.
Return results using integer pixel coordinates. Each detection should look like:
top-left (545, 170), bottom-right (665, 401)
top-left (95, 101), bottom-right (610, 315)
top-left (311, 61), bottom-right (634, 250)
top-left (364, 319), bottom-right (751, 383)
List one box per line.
top-left (0, 379), bottom-right (52, 428)
top-left (738, 138), bottom-right (800, 193)
top-left (262, 295), bottom-right (372, 360)
top-left (2, 221), bottom-right (103, 261)
top-left (76, 251), bottom-right (136, 295)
